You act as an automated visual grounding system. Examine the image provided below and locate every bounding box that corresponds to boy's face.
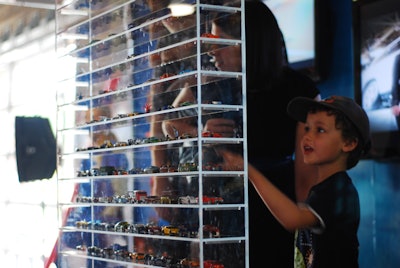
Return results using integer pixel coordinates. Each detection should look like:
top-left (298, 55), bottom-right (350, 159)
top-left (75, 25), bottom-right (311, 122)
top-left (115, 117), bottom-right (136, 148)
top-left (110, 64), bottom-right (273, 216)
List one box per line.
top-left (301, 111), bottom-right (356, 167)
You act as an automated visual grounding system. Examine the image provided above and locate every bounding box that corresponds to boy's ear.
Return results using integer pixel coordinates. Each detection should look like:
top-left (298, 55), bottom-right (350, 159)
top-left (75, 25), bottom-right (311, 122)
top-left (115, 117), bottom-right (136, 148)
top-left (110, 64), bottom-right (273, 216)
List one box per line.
top-left (342, 138), bottom-right (358, 153)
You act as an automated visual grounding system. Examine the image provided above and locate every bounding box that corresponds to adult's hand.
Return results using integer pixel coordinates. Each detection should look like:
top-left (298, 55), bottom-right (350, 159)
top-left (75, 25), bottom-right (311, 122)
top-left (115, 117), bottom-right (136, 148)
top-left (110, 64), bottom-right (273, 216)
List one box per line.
top-left (203, 118), bottom-right (237, 137)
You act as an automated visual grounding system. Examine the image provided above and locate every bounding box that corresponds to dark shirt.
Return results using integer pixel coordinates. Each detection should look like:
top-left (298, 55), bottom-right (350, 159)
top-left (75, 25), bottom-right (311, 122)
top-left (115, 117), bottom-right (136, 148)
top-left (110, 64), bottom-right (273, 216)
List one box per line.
top-left (295, 171), bottom-right (360, 268)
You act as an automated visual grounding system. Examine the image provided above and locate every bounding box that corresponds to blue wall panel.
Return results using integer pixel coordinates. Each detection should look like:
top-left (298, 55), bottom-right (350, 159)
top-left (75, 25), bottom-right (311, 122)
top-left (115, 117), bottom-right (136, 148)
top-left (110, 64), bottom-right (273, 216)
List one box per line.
top-left (316, 1), bottom-right (400, 267)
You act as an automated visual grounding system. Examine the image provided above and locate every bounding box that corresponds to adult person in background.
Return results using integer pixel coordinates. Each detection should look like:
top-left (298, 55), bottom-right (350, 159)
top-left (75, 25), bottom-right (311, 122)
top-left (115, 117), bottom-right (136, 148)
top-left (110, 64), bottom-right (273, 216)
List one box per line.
top-left (151, 1), bottom-right (321, 267)
top-left (235, 2), bottom-right (320, 267)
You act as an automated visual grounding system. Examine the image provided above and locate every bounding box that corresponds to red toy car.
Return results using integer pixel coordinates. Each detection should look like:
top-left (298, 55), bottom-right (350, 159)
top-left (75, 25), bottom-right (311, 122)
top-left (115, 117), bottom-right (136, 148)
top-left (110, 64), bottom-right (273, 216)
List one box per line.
top-left (199, 195), bottom-right (224, 204)
top-left (204, 260), bottom-right (225, 268)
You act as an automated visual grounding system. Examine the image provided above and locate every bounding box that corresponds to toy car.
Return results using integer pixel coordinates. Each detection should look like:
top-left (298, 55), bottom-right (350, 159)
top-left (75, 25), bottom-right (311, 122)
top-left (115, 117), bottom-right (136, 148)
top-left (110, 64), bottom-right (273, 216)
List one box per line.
top-left (146, 223), bottom-right (162, 235)
top-left (114, 221), bottom-right (131, 232)
top-left (130, 223), bottom-right (147, 234)
top-left (201, 33), bottom-right (220, 38)
top-left (143, 165), bottom-right (160, 173)
top-left (204, 260), bottom-right (225, 268)
top-left (203, 224), bottom-right (220, 238)
top-left (199, 195), bottom-right (224, 204)
top-left (178, 195), bottom-right (198, 204)
top-left (202, 131), bottom-right (222, 137)
top-left (145, 195), bottom-right (161, 204)
top-left (161, 225), bottom-right (180, 236)
top-left (178, 162), bottom-right (198, 172)
top-left (159, 164), bottom-right (178, 173)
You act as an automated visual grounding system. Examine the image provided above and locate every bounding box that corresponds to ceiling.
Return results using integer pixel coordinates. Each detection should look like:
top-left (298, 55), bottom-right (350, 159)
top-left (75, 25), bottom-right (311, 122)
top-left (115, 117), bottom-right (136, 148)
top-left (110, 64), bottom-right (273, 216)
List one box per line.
top-left (0, 0), bottom-right (55, 30)
top-left (0, 0), bottom-right (55, 9)
top-left (0, 5), bottom-right (37, 24)
top-left (0, 2), bottom-right (54, 41)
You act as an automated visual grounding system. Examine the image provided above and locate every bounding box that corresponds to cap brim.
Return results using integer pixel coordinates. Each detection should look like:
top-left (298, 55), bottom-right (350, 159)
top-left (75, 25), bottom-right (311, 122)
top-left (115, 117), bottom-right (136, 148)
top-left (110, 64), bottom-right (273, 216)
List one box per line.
top-left (287, 97), bottom-right (324, 123)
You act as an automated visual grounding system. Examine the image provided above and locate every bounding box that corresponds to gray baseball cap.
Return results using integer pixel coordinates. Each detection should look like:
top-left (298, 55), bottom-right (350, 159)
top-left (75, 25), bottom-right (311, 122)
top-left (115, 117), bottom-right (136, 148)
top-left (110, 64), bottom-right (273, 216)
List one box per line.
top-left (287, 95), bottom-right (371, 150)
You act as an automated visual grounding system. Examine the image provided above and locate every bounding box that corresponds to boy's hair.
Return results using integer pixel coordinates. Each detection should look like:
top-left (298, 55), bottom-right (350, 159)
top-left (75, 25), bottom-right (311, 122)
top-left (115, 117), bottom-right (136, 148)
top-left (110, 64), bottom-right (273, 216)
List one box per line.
top-left (287, 95), bottom-right (371, 169)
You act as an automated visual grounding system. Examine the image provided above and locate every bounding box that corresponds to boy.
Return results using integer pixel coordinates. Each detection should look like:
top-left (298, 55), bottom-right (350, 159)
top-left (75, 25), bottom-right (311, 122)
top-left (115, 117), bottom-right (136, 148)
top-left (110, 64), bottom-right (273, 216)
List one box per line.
top-left (220, 95), bottom-right (370, 268)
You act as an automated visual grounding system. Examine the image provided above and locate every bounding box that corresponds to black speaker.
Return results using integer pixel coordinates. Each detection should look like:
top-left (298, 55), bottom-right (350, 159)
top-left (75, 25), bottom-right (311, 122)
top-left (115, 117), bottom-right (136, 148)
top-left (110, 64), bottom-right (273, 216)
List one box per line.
top-left (15, 116), bottom-right (56, 182)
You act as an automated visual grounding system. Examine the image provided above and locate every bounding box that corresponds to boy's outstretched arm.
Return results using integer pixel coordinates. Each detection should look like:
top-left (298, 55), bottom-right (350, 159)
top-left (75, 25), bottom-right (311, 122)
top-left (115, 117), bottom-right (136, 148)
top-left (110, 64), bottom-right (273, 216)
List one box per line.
top-left (219, 150), bottom-right (318, 231)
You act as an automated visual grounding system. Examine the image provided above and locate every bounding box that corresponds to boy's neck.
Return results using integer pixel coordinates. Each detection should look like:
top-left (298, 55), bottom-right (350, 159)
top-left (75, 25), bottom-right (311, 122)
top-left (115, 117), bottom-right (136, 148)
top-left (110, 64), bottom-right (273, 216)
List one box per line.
top-left (316, 164), bottom-right (347, 184)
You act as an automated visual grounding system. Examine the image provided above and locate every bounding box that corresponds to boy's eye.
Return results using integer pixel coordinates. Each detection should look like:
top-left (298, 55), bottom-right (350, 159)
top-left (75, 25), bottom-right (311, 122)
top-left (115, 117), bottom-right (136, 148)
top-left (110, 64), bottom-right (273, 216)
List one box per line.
top-left (317, 127), bottom-right (325, 133)
top-left (304, 126), bottom-right (310, 132)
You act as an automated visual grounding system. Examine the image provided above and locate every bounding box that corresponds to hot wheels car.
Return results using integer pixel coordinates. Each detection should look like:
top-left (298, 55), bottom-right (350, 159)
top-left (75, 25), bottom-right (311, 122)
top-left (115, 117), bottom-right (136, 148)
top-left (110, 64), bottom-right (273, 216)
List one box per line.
top-left (160, 190), bottom-right (179, 204)
top-left (179, 225), bottom-right (199, 238)
top-left (178, 195), bottom-right (198, 204)
top-left (204, 260), bottom-right (225, 268)
top-left (145, 195), bottom-right (161, 204)
top-left (113, 141), bottom-right (128, 147)
top-left (89, 168), bottom-right (100, 176)
top-left (117, 169), bottom-right (128, 175)
top-left (130, 223), bottom-right (147, 234)
top-left (147, 255), bottom-right (169, 266)
top-left (77, 170), bottom-right (90, 177)
top-left (199, 195), bottom-right (224, 204)
top-left (115, 249), bottom-right (130, 260)
top-left (146, 223), bottom-right (162, 235)
top-left (130, 252), bottom-right (146, 263)
top-left (129, 190), bottom-right (147, 203)
top-left (76, 220), bottom-right (90, 229)
top-left (203, 224), bottom-right (220, 238)
top-left (201, 131), bottom-right (222, 137)
top-left (100, 140), bottom-right (113, 148)
top-left (114, 221), bottom-right (131, 232)
top-left (144, 136), bottom-right (160, 143)
top-left (87, 246), bottom-right (103, 257)
top-left (201, 33), bottom-right (220, 38)
top-left (99, 166), bottom-right (117, 175)
top-left (102, 247), bottom-right (114, 259)
top-left (162, 225), bottom-right (180, 236)
top-left (180, 258), bottom-right (200, 267)
top-left (160, 164), bottom-right (178, 173)
top-left (143, 165), bottom-right (160, 173)
top-left (128, 167), bottom-right (142, 174)
top-left (202, 162), bottom-right (223, 171)
top-left (178, 162), bottom-right (198, 172)
top-left (75, 245), bottom-right (86, 251)
top-left (128, 138), bottom-right (142, 145)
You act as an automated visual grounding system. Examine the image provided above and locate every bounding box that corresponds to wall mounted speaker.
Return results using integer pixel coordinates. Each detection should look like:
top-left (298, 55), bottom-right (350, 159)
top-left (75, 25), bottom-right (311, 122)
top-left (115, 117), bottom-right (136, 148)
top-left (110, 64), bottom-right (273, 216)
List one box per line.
top-left (15, 116), bottom-right (56, 182)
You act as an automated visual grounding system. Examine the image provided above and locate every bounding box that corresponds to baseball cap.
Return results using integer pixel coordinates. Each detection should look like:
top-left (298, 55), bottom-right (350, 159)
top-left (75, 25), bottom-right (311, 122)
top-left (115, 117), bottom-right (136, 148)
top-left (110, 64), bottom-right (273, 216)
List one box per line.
top-left (287, 95), bottom-right (371, 149)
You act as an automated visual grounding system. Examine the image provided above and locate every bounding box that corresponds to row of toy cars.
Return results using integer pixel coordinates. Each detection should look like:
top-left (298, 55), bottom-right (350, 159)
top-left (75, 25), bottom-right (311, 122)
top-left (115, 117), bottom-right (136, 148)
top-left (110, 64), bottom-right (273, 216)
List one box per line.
top-left (75, 220), bottom-right (221, 238)
top-left (76, 164), bottom-right (163, 177)
top-left (81, 243), bottom-right (225, 268)
top-left (75, 130), bottom-right (226, 153)
top-left (75, 136), bottom-right (164, 152)
top-left (76, 161), bottom-right (228, 177)
top-left (76, 191), bottom-right (224, 205)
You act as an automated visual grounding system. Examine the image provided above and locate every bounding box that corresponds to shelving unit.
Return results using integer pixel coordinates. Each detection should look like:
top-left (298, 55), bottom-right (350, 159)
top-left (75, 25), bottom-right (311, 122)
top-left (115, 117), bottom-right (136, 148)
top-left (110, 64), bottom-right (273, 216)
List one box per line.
top-left (56, 0), bottom-right (247, 267)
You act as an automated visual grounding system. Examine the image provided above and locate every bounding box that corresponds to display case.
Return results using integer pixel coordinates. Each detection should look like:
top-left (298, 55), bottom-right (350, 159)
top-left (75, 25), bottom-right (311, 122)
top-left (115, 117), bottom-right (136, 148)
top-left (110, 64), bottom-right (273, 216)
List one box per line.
top-left (56, 0), bottom-right (247, 267)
